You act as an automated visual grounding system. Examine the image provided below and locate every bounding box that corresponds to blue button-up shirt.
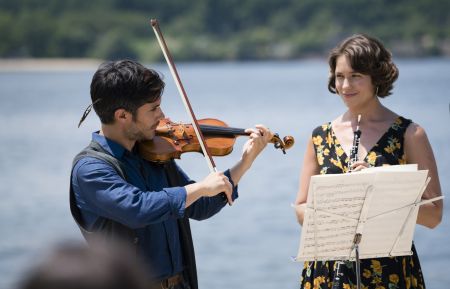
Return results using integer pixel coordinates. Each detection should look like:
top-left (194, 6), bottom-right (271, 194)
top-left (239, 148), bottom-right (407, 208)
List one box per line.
top-left (72, 132), bottom-right (238, 280)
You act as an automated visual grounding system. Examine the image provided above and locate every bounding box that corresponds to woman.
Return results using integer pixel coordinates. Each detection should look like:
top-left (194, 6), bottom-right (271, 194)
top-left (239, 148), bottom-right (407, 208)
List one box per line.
top-left (294, 34), bottom-right (443, 289)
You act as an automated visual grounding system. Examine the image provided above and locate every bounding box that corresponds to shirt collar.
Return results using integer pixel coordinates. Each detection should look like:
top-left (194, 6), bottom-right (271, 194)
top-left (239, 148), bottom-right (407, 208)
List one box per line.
top-left (92, 131), bottom-right (127, 159)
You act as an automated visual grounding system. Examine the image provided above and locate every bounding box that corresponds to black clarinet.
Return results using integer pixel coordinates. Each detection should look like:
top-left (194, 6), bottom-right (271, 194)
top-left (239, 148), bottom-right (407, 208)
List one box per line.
top-left (332, 115), bottom-right (362, 288)
top-left (348, 114), bottom-right (362, 172)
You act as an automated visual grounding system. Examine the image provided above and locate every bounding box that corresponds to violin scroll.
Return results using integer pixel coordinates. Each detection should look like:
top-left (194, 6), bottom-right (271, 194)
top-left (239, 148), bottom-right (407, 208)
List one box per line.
top-left (271, 134), bottom-right (295, 154)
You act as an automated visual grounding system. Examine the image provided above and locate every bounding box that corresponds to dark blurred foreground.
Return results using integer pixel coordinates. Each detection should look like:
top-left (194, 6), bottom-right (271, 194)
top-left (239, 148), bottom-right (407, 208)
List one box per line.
top-left (17, 239), bottom-right (158, 289)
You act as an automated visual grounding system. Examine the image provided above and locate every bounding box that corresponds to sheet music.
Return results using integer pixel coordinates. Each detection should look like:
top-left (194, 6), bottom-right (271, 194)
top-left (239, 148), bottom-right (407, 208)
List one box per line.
top-left (360, 163), bottom-right (418, 173)
top-left (296, 165), bottom-right (430, 261)
top-left (298, 173), bottom-right (374, 260)
top-left (359, 170), bottom-right (428, 257)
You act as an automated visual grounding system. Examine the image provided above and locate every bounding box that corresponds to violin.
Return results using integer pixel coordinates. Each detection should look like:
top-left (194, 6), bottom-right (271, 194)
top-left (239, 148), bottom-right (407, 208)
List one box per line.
top-left (138, 118), bottom-right (294, 163)
top-left (148, 19), bottom-right (295, 173)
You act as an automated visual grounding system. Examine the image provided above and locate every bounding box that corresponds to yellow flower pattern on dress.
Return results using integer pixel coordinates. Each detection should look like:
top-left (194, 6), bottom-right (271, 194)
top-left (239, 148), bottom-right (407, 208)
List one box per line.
top-left (330, 158), bottom-right (343, 171)
top-left (326, 134), bottom-right (333, 148)
top-left (317, 153), bottom-right (325, 166)
top-left (371, 276), bottom-right (382, 285)
top-left (367, 152), bottom-right (377, 166)
top-left (300, 117), bottom-right (425, 289)
top-left (363, 269), bottom-right (372, 279)
top-left (313, 135), bottom-right (323, 146)
top-left (391, 117), bottom-right (402, 131)
top-left (336, 145), bottom-right (345, 157)
top-left (314, 276), bottom-right (326, 287)
top-left (384, 137), bottom-right (401, 155)
top-left (370, 260), bottom-right (382, 275)
top-left (389, 274), bottom-right (399, 284)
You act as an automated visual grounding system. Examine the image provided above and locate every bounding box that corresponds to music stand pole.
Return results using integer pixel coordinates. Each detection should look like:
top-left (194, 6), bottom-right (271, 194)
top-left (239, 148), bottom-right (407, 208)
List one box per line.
top-left (353, 233), bottom-right (362, 289)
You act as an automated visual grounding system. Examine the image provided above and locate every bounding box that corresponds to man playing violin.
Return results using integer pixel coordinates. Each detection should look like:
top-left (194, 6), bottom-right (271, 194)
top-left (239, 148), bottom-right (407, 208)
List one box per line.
top-left (70, 59), bottom-right (273, 289)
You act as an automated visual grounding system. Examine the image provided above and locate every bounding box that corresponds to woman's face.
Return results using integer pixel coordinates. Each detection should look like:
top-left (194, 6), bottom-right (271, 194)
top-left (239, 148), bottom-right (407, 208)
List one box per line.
top-left (334, 55), bottom-right (376, 110)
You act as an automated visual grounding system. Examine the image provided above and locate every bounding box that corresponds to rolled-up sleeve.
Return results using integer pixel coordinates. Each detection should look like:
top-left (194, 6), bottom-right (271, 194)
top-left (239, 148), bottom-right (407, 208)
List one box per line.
top-left (185, 168), bottom-right (239, 220)
top-left (163, 187), bottom-right (187, 218)
top-left (224, 169), bottom-right (239, 201)
top-left (73, 158), bottom-right (186, 229)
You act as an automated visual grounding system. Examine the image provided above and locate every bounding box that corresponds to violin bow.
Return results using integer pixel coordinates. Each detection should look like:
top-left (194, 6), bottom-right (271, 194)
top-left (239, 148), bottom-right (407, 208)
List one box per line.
top-left (150, 19), bottom-right (217, 173)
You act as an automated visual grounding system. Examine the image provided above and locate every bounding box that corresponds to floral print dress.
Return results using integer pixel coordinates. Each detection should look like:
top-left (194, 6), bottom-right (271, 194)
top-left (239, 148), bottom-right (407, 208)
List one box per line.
top-left (300, 116), bottom-right (426, 289)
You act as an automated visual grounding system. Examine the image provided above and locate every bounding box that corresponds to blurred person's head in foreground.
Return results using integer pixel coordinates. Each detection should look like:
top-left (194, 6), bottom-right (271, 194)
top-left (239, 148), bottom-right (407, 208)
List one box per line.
top-left (18, 239), bottom-right (157, 289)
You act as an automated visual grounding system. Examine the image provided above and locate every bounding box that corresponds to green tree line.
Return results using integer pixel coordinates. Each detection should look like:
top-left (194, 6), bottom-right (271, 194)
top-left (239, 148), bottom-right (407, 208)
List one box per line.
top-left (0, 0), bottom-right (449, 61)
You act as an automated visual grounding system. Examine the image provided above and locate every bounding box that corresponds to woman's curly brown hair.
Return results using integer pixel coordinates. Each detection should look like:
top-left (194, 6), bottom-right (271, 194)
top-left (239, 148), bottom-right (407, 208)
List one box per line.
top-left (328, 34), bottom-right (399, 98)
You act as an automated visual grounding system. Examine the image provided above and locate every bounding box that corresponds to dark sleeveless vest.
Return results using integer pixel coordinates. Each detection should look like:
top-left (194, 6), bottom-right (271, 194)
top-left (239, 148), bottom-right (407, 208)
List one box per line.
top-left (69, 141), bottom-right (198, 289)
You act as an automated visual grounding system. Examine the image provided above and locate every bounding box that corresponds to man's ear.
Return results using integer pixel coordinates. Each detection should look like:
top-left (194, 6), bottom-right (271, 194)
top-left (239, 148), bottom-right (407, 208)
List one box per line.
top-left (114, 108), bottom-right (131, 123)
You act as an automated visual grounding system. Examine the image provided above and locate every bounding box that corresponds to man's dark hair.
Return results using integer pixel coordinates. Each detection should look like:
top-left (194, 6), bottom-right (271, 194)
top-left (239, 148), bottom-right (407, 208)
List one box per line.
top-left (90, 59), bottom-right (165, 124)
top-left (328, 34), bottom-right (399, 98)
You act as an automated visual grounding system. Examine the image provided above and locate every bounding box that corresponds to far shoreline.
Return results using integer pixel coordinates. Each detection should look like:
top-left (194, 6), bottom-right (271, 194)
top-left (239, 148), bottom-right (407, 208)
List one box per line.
top-left (1, 57), bottom-right (448, 73)
top-left (0, 58), bottom-right (103, 72)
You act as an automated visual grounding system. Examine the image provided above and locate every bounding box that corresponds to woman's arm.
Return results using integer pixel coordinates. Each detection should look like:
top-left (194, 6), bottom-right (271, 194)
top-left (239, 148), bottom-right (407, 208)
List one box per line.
top-left (294, 138), bottom-right (320, 225)
top-left (404, 123), bottom-right (443, 228)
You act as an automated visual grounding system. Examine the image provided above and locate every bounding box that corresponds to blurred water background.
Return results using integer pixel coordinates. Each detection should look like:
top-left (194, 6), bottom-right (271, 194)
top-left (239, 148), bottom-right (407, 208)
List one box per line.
top-left (0, 59), bottom-right (448, 289)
